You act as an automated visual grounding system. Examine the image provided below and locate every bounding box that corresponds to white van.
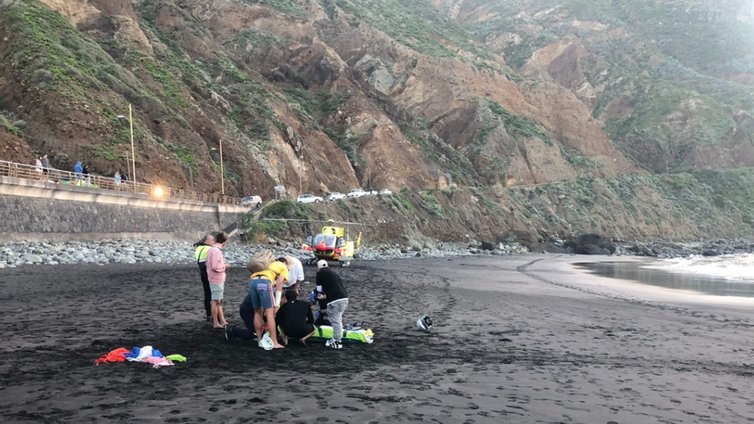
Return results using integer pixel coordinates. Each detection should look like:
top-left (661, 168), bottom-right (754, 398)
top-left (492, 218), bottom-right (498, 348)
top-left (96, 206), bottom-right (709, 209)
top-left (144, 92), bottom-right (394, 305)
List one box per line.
top-left (241, 196), bottom-right (262, 208)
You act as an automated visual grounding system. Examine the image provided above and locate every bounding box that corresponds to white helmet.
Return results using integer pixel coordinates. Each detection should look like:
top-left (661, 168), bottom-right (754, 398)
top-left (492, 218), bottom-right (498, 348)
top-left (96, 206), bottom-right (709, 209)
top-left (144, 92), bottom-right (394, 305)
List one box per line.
top-left (416, 315), bottom-right (433, 331)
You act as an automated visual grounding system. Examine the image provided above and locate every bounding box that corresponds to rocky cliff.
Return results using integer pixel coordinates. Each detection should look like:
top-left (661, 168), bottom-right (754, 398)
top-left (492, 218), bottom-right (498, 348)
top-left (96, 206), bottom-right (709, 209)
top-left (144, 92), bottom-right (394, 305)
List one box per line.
top-left (0, 0), bottom-right (752, 244)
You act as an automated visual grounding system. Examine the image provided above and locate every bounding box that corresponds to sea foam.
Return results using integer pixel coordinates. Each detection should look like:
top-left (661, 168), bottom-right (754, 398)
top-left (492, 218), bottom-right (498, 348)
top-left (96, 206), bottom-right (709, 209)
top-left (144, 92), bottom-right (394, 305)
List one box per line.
top-left (647, 254), bottom-right (754, 282)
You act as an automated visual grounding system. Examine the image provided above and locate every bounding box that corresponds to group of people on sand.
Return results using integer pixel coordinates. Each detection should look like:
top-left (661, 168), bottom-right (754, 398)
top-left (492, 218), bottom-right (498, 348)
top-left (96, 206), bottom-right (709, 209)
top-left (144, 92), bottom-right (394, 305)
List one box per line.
top-left (194, 232), bottom-right (349, 349)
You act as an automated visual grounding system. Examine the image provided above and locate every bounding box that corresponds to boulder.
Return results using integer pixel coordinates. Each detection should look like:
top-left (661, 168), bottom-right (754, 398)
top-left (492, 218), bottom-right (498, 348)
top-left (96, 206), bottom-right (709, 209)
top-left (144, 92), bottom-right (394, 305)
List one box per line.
top-left (480, 241), bottom-right (496, 251)
top-left (23, 254), bottom-right (43, 264)
top-left (565, 234), bottom-right (616, 255)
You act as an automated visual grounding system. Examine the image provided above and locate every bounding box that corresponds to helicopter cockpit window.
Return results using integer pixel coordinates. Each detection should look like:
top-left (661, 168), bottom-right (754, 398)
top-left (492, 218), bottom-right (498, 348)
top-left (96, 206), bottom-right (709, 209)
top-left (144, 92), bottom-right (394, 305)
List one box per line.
top-left (313, 234), bottom-right (337, 249)
top-left (336, 238), bottom-right (346, 248)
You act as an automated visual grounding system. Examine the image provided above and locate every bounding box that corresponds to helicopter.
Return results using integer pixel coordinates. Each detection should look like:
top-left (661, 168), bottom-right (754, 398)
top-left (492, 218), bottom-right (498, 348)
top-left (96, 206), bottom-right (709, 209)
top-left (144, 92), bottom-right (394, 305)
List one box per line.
top-left (303, 220), bottom-right (362, 267)
top-left (258, 218), bottom-right (366, 267)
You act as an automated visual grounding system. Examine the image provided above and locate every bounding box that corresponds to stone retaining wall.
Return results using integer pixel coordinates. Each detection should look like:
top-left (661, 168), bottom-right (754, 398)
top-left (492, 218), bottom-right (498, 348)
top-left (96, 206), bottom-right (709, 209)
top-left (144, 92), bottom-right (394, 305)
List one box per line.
top-left (0, 176), bottom-right (251, 242)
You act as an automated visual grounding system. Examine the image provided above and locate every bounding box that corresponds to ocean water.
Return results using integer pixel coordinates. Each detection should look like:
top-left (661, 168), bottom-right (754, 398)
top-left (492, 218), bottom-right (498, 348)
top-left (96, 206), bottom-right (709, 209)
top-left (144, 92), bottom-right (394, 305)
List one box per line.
top-left (645, 254), bottom-right (754, 282)
top-left (577, 254), bottom-right (754, 298)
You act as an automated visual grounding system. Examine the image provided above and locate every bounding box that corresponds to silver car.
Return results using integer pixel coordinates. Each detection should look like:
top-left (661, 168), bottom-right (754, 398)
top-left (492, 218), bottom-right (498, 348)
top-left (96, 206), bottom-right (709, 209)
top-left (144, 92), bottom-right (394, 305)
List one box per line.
top-left (297, 194), bottom-right (323, 204)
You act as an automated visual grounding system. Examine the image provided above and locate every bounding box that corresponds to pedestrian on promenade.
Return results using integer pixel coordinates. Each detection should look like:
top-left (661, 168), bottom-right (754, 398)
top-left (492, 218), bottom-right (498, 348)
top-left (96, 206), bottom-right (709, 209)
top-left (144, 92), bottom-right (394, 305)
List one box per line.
top-left (83, 164), bottom-right (91, 187)
top-left (41, 155), bottom-right (50, 178)
top-left (35, 156), bottom-right (43, 179)
top-left (74, 161), bottom-right (83, 184)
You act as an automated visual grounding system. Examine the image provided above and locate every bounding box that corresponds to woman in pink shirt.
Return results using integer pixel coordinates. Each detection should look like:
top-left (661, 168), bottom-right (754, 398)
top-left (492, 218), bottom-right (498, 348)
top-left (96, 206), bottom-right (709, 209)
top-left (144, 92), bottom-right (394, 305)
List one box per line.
top-left (206, 232), bottom-right (230, 328)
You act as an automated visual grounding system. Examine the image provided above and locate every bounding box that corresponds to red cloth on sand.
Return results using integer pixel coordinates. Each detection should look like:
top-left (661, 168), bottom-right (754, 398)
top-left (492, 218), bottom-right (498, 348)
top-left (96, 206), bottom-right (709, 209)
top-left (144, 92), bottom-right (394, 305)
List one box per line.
top-left (95, 348), bottom-right (130, 366)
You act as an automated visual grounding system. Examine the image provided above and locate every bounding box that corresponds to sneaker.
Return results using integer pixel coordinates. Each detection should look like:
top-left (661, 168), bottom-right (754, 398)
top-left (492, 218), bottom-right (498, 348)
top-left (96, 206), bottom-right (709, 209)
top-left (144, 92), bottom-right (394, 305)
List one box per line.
top-left (224, 325), bottom-right (230, 341)
top-left (325, 339), bottom-right (333, 347)
top-left (328, 340), bottom-right (343, 349)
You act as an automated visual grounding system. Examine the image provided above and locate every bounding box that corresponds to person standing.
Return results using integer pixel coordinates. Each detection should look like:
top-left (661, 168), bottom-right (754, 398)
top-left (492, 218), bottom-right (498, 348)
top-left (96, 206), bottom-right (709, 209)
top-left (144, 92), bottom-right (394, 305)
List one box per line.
top-left (83, 164), bottom-right (91, 187)
top-left (315, 260), bottom-right (348, 349)
top-left (41, 155), bottom-right (50, 178)
top-left (206, 231), bottom-right (230, 329)
top-left (114, 171), bottom-right (122, 189)
top-left (74, 161), bottom-right (83, 183)
top-left (194, 234), bottom-right (214, 322)
top-left (250, 261), bottom-right (289, 349)
top-left (35, 156), bottom-right (43, 179)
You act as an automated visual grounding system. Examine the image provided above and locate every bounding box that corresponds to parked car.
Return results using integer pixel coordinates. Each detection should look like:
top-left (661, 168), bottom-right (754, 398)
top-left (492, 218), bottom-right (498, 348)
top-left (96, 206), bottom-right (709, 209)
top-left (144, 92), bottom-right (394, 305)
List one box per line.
top-left (241, 195), bottom-right (263, 208)
top-left (365, 190), bottom-right (378, 196)
top-left (326, 192), bottom-right (346, 201)
top-left (379, 189), bottom-right (393, 195)
top-left (297, 194), bottom-right (323, 204)
top-left (347, 189), bottom-right (367, 198)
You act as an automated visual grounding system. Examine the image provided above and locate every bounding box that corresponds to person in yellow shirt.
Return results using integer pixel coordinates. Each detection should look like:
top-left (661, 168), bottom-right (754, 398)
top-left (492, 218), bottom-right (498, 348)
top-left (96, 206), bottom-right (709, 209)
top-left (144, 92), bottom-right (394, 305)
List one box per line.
top-left (249, 261), bottom-right (288, 349)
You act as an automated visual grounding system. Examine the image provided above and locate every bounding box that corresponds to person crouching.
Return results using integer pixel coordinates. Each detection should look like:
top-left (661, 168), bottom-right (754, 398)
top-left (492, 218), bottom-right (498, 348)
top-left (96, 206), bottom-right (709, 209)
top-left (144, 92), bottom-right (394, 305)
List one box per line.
top-left (276, 289), bottom-right (316, 346)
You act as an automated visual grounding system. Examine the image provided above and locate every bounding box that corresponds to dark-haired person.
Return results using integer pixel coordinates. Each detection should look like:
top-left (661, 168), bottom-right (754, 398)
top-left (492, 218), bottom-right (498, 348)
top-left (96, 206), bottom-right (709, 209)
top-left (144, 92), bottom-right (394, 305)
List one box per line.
top-left (276, 289), bottom-right (316, 345)
top-left (82, 164), bottom-right (91, 187)
top-left (41, 155), bottom-right (51, 178)
top-left (194, 233), bottom-right (215, 322)
top-left (207, 231), bottom-right (230, 329)
top-left (224, 294), bottom-right (256, 341)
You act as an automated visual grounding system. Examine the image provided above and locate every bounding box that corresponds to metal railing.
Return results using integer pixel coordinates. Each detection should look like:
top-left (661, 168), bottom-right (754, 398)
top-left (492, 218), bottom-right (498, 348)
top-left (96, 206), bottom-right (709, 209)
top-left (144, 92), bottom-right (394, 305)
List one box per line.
top-left (0, 160), bottom-right (241, 205)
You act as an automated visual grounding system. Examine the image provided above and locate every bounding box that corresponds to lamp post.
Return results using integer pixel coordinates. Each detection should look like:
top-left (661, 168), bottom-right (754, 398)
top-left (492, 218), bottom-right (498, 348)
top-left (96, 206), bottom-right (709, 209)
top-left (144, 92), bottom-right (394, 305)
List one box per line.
top-left (129, 104), bottom-right (136, 191)
top-left (219, 139), bottom-right (224, 196)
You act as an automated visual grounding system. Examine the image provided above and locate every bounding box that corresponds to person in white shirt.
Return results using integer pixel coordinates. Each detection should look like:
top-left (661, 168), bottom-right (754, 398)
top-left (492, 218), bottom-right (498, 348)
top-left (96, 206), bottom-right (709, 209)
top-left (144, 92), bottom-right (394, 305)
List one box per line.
top-left (279, 256), bottom-right (305, 292)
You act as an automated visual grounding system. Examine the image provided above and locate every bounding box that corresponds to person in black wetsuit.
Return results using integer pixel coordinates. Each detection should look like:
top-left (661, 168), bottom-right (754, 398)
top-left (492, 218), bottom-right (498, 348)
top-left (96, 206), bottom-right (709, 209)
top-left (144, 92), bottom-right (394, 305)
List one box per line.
top-left (276, 290), bottom-right (316, 345)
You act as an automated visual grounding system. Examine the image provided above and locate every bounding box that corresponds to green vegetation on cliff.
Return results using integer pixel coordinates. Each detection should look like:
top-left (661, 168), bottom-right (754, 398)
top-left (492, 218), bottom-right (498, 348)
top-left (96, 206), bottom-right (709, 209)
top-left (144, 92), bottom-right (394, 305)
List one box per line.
top-left (335, 0), bottom-right (492, 59)
top-left (506, 168), bottom-right (754, 238)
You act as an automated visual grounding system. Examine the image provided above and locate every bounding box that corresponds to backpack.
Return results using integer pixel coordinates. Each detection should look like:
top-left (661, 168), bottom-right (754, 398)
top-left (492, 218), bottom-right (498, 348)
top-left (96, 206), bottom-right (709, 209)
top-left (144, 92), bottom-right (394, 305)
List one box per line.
top-left (247, 249), bottom-right (276, 274)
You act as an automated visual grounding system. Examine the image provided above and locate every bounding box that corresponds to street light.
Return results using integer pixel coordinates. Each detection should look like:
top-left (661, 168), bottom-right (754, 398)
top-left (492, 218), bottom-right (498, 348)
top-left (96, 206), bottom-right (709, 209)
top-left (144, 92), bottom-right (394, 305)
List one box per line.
top-left (219, 139), bottom-right (224, 196)
top-left (129, 104), bottom-right (136, 191)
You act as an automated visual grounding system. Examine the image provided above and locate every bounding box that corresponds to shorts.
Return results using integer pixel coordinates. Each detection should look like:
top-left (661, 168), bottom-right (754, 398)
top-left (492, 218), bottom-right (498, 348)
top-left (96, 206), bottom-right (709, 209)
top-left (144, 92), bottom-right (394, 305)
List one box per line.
top-left (249, 278), bottom-right (275, 310)
top-left (210, 283), bottom-right (224, 300)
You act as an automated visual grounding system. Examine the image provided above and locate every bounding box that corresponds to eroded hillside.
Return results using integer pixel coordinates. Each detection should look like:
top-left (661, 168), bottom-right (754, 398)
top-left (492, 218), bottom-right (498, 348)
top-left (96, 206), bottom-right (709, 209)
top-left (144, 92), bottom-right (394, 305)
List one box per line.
top-left (0, 0), bottom-right (752, 243)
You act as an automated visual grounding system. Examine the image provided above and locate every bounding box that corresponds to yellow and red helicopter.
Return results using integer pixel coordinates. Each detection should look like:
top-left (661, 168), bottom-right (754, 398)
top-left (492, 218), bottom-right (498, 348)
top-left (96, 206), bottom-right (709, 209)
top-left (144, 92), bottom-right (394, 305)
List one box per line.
top-left (302, 220), bottom-right (362, 267)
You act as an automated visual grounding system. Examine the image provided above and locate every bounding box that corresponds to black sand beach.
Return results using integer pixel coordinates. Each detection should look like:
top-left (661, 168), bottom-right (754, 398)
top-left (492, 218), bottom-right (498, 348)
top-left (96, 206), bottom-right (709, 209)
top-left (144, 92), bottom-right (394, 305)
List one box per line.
top-left (2, 255), bottom-right (754, 423)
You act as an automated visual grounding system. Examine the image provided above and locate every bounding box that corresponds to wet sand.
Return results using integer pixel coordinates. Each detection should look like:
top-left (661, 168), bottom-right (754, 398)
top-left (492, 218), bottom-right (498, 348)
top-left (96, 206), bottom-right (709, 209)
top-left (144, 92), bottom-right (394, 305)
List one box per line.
top-left (1, 255), bottom-right (754, 423)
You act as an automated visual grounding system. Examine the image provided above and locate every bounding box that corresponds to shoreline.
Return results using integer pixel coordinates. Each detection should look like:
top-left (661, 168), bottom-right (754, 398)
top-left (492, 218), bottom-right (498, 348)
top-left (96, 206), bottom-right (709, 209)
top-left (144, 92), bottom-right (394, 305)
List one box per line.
top-left (534, 254), bottom-right (754, 313)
